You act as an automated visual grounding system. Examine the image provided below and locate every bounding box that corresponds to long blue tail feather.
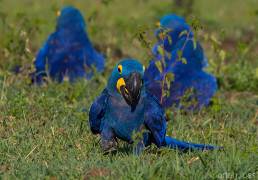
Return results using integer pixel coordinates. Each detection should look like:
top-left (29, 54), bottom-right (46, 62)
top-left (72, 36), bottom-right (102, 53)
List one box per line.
top-left (165, 136), bottom-right (220, 151)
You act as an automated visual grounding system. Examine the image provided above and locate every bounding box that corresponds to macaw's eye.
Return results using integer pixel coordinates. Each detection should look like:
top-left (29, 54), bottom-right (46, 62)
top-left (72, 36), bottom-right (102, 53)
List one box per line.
top-left (118, 65), bottom-right (122, 74)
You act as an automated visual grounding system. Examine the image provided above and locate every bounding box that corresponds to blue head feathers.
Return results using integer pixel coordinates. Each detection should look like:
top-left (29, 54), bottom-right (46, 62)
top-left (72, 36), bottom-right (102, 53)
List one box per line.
top-left (56, 6), bottom-right (86, 31)
top-left (155, 14), bottom-right (192, 52)
top-left (153, 14), bottom-right (207, 71)
top-left (107, 59), bottom-right (145, 103)
top-left (33, 6), bottom-right (105, 84)
top-left (145, 14), bottom-right (217, 110)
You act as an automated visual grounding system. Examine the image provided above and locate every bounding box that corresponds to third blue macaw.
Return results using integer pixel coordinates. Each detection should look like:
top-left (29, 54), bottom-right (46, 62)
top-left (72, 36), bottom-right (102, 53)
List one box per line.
top-left (89, 59), bottom-right (220, 153)
top-left (32, 6), bottom-right (105, 84)
top-left (144, 14), bottom-right (217, 110)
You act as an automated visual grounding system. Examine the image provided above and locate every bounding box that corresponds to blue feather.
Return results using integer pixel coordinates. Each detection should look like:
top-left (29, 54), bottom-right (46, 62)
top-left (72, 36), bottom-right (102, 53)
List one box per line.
top-left (144, 14), bottom-right (217, 110)
top-left (89, 59), bottom-right (220, 153)
top-left (165, 136), bottom-right (218, 151)
top-left (33, 6), bottom-right (105, 84)
top-left (89, 89), bottom-right (109, 134)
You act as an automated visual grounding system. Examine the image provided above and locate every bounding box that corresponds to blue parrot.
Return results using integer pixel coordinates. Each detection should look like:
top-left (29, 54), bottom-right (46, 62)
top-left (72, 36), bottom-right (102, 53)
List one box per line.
top-left (32, 6), bottom-right (105, 84)
top-left (89, 59), bottom-right (219, 153)
top-left (144, 14), bottom-right (217, 110)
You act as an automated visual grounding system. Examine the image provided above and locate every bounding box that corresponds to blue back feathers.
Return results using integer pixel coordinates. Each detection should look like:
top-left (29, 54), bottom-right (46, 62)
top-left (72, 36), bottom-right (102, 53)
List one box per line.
top-left (56, 6), bottom-right (86, 31)
top-left (33, 6), bottom-right (105, 84)
top-left (144, 14), bottom-right (217, 110)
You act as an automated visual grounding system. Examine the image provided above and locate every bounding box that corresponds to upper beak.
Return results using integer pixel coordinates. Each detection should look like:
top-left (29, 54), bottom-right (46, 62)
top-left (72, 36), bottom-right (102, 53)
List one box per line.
top-left (117, 72), bottom-right (142, 111)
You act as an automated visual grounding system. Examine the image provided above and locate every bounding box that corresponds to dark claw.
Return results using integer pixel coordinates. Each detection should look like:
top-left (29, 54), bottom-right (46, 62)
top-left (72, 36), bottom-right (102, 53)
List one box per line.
top-left (101, 139), bottom-right (117, 154)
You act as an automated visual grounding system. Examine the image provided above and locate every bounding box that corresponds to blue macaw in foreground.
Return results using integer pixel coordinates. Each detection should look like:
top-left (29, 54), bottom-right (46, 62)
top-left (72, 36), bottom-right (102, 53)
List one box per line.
top-left (144, 14), bottom-right (217, 110)
top-left (89, 59), bottom-right (219, 153)
top-left (32, 6), bottom-right (104, 84)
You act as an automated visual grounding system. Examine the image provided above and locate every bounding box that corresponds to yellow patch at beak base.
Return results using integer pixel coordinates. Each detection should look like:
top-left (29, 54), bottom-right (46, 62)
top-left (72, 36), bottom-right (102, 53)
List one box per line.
top-left (156, 21), bottom-right (161, 27)
top-left (116, 78), bottom-right (126, 93)
top-left (56, 10), bottom-right (61, 17)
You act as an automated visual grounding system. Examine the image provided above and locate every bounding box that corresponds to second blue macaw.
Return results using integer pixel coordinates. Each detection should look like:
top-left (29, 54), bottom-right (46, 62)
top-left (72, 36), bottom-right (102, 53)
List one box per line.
top-left (89, 59), bottom-right (220, 153)
top-left (32, 6), bottom-right (105, 84)
top-left (144, 14), bottom-right (217, 110)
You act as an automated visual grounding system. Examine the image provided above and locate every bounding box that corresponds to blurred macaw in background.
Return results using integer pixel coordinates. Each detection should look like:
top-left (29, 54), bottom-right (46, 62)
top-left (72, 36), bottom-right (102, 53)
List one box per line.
top-left (32, 6), bottom-right (105, 84)
top-left (144, 14), bottom-right (217, 110)
top-left (89, 59), bottom-right (219, 153)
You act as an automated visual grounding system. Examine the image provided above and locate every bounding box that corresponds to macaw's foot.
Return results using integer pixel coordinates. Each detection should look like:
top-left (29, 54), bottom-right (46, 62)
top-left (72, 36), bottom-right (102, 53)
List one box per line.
top-left (133, 141), bottom-right (145, 155)
top-left (101, 139), bottom-right (117, 154)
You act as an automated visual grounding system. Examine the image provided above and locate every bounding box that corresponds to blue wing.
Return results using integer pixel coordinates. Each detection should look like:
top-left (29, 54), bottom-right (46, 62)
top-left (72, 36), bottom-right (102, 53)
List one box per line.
top-left (144, 91), bottom-right (167, 147)
top-left (89, 89), bottom-right (109, 134)
top-left (143, 92), bottom-right (220, 151)
top-left (81, 34), bottom-right (105, 74)
top-left (33, 34), bottom-right (54, 84)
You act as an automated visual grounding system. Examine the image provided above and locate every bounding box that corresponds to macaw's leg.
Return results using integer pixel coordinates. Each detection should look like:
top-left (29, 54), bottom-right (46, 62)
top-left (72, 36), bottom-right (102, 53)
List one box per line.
top-left (133, 141), bottom-right (145, 155)
top-left (133, 132), bottom-right (152, 155)
top-left (101, 126), bottom-right (117, 153)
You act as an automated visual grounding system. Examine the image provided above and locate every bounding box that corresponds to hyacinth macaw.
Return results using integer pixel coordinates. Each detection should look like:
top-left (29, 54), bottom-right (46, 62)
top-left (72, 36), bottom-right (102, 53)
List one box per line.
top-left (32, 6), bottom-right (104, 84)
top-left (144, 14), bottom-right (217, 110)
top-left (89, 59), bottom-right (219, 153)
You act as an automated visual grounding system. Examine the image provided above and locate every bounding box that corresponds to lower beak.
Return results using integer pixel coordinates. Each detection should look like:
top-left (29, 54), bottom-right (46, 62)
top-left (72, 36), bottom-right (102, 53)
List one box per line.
top-left (119, 72), bottom-right (142, 110)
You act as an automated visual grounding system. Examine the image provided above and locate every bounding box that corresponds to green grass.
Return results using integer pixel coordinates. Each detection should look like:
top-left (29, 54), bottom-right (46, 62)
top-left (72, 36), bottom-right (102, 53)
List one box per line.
top-left (0, 0), bottom-right (258, 179)
top-left (1, 80), bottom-right (257, 179)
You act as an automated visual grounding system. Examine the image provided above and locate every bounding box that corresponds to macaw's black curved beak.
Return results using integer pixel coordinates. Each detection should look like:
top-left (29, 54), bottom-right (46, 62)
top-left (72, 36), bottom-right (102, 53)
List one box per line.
top-left (120, 72), bottom-right (142, 111)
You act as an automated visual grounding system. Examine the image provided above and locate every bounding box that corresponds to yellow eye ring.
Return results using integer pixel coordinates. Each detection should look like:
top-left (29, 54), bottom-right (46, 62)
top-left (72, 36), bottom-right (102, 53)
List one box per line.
top-left (118, 65), bottom-right (122, 74)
